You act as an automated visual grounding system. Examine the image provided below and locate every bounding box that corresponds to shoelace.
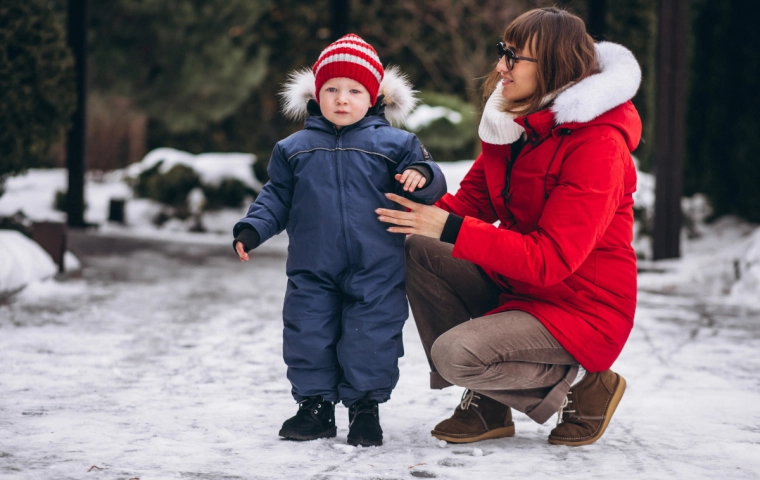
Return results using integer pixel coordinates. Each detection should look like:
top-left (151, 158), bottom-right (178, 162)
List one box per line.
top-left (459, 389), bottom-right (481, 410)
top-left (556, 391), bottom-right (576, 426)
top-left (348, 401), bottom-right (378, 428)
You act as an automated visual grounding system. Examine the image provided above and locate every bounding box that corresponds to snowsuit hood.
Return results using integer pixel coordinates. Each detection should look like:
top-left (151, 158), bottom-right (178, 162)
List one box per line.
top-left (279, 65), bottom-right (418, 127)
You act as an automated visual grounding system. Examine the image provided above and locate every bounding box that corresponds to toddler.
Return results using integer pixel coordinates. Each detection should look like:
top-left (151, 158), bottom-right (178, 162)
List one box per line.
top-left (233, 34), bottom-right (447, 446)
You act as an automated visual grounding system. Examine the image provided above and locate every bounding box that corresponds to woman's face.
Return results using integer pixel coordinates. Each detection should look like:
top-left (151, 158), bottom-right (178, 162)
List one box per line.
top-left (497, 42), bottom-right (539, 102)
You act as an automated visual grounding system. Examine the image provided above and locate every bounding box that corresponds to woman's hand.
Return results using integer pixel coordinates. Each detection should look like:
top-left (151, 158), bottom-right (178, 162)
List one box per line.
top-left (376, 193), bottom-right (449, 239)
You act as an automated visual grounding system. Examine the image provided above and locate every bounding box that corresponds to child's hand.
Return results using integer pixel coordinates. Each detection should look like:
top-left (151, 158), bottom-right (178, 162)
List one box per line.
top-left (395, 169), bottom-right (427, 193)
top-left (235, 241), bottom-right (250, 262)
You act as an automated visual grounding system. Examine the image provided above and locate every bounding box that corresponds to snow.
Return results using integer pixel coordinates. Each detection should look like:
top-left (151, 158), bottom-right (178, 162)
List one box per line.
top-left (126, 147), bottom-right (262, 191)
top-left (406, 105), bottom-right (463, 131)
top-left (1, 227), bottom-right (758, 479)
top-left (0, 231), bottom-right (57, 295)
top-left (1, 156), bottom-right (760, 478)
top-left (730, 227), bottom-right (760, 309)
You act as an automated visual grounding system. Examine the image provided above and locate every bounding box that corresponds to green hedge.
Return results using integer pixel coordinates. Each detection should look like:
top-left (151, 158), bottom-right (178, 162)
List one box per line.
top-left (412, 91), bottom-right (477, 162)
top-left (131, 162), bottom-right (254, 210)
top-left (0, 0), bottom-right (75, 193)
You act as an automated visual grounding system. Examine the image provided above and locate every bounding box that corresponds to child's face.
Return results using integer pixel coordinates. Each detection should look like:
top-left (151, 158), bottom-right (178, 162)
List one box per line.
top-left (318, 78), bottom-right (372, 129)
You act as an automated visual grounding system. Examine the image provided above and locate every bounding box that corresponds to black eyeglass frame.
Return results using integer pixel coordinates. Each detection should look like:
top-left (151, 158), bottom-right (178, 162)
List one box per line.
top-left (497, 42), bottom-right (537, 70)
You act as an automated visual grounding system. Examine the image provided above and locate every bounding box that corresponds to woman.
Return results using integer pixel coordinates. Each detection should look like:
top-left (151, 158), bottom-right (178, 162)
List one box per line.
top-left (376, 7), bottom-right (641, 447)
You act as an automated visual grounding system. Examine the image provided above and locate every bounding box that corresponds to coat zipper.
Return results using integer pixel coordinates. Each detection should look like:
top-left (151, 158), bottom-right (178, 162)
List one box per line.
top-left (333, 126), bottom-right (354, 265)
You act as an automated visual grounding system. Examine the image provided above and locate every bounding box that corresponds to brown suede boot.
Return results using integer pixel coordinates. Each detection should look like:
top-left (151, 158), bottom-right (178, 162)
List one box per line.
top-left (431, 389), bottom-right (515, 443)
top-left (548, 369), bottom-right (626, 446)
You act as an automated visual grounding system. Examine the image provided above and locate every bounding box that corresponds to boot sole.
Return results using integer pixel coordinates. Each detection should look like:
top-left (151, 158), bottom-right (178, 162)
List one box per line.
top-left (279, 427), bottom-right (337, 441)
top-left (548, 375), bottom-right (626, 447)
top-left (346, 436), bottom-right (383, 447)
top-left (431, 424), bottom-right (515, 444)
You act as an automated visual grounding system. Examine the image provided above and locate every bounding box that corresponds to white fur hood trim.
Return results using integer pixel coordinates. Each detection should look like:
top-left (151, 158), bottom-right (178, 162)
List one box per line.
top-left (478, 41), bottom-right (641, 145)
top-left (278, 66), bottom-right (418, 126)
top-left (552, 42), bottom-right (641, 124)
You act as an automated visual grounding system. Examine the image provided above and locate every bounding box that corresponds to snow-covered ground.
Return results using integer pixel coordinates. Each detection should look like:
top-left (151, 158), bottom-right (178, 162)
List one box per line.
top-left (1, 158), bottom-right (760, 478)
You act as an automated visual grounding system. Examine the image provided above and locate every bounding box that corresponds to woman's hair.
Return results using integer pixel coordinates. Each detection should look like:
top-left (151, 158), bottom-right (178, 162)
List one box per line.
top-left (482, 7), bottom-right (598, 115)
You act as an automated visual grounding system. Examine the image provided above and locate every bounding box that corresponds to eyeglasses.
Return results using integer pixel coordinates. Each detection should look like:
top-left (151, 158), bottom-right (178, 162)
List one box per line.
top-left (497, 42), bottom-right (537, 71)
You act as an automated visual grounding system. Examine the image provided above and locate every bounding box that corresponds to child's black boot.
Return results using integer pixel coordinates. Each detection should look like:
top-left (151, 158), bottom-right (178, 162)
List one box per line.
top-left (347, 398), bottom-right (383, 446)
top-left (279, 396), bottom-right (337, 441)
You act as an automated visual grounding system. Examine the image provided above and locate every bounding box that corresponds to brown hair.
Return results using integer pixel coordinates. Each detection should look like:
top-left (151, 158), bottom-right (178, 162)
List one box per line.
top-left (482, 7), bottom-right (598, 116)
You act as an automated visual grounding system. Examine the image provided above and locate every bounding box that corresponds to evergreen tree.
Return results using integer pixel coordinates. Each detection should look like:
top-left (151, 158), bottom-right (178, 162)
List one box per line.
top-left (0, 0), bottom-right (75, 194)
top-left (147, 1), bottom-right (333, 163)
top-left (686, 0), bottom-right (760, 221)
top-left (602, 0), bottom-right (657, 170)
top-left (86, 0), bottom-right (273, 132)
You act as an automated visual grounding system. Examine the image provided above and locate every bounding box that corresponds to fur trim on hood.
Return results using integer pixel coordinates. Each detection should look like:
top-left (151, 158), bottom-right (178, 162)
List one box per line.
top-left (278, 65), bottom-right (418, 126)
top-left (478, 41), bottom-right (642, 145)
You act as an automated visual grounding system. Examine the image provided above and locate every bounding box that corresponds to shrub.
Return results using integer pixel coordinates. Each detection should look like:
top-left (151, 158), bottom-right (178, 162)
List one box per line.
top-left (0, 211), bottom-right (33, 237)
top-left (0, 0), bottom-right (75, 193)
top-left (53, 189), bottom-right (89, 213)
top-left (202, 178), bottom-right (256, 210)
top-left (132, 163), bottom-right (200, 208)
top-left (410, 92), bottom-right (477, 162)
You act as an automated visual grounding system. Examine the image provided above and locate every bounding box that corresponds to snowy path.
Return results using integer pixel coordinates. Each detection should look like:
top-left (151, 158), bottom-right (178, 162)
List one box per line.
top-left (1, 232), bottom-right (759, 479)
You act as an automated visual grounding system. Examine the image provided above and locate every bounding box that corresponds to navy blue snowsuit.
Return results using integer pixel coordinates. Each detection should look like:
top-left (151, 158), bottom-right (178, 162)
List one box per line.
top-left (233, 113), bottom-right (447, 406)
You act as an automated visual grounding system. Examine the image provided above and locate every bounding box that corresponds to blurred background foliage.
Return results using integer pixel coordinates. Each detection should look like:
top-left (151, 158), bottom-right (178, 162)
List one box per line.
top-left (4, 0), bottom-right (759, 221)
top-left (684, 0), bottom-right (760, 222)
top-left (0, 0), bottom-right (75, 190)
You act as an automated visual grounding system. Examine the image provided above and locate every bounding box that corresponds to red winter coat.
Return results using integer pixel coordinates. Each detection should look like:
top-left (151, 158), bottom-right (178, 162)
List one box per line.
top-left (437, 44), bottom-right (642, 371)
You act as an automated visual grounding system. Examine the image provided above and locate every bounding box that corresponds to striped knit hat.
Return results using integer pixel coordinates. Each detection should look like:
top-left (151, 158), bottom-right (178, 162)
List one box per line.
top-left (313, 34), bottom-right (384, 106)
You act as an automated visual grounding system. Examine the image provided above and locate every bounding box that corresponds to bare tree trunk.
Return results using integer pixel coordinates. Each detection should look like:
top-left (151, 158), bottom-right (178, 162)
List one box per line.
top-left (587, 0), bottom-right (607, 39)
top-left (331, 0), bottom-right (350, 40)
top-left (66, 0), bottom-right (87, 227)
top-left (652, 0), bottom-right (689, 259)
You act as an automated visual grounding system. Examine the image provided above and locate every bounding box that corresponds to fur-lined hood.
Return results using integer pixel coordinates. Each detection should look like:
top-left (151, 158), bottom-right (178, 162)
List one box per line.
top-left (278, 66), bottom-right (417, 126)
top-left (479, 41), bottom-right (642, 145)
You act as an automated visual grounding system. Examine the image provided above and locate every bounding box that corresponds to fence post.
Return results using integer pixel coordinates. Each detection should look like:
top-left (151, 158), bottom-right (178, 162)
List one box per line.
top-left (32, 222), bottom-right (67, 273)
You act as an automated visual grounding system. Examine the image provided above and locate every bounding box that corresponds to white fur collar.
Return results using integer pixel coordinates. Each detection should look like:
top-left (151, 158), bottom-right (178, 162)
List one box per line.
top-left (279, 66), bottom-right (418, 126)
top-left (478, 41), bottom-right (642, 145)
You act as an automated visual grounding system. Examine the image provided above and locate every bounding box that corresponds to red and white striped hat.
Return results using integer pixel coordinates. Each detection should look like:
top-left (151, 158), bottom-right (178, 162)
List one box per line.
top-left (312, 34), bottom-right (384, 105)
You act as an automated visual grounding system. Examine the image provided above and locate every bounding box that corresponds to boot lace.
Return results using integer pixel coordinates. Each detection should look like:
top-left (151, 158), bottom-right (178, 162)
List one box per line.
top-left (556, 391), bottom-right (576, 426)
top-left (348, 399), bottom-right (378, 428)
top-left (459, 389), bottom-right (481, 410)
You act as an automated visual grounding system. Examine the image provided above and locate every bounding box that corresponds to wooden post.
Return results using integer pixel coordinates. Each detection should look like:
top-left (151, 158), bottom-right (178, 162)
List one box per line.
top-left (66, 0), bottom-right (88, 228)
top-left (32, 222), bottom-right (67, 273)
top-left (652, 0), bottom-right (689, 260)
top-left (108, 198), bottom-right (126, 224)
top-left (331, 0), bottom-right (350, 40)
top-left (587, 0), bottom-right (607, 39)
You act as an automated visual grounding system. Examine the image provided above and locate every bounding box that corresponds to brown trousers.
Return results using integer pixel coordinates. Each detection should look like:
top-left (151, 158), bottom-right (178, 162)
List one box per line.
top-left (405, 235), bottom-right (579, 424)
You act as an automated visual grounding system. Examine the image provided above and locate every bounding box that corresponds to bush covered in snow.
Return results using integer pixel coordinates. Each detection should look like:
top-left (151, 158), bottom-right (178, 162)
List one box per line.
top-left (126, 148), bottom-right (260, 218)
top-left (202, 178), bottom-right (256, 210)
top-left (133, 163), bottom-right (201, 209)
top-left (407, 94), bottom-right (477, 162)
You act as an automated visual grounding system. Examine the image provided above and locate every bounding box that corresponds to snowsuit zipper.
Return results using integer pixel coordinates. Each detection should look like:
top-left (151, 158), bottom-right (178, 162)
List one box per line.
top-left (334, 126), bottom-right (355, 266)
